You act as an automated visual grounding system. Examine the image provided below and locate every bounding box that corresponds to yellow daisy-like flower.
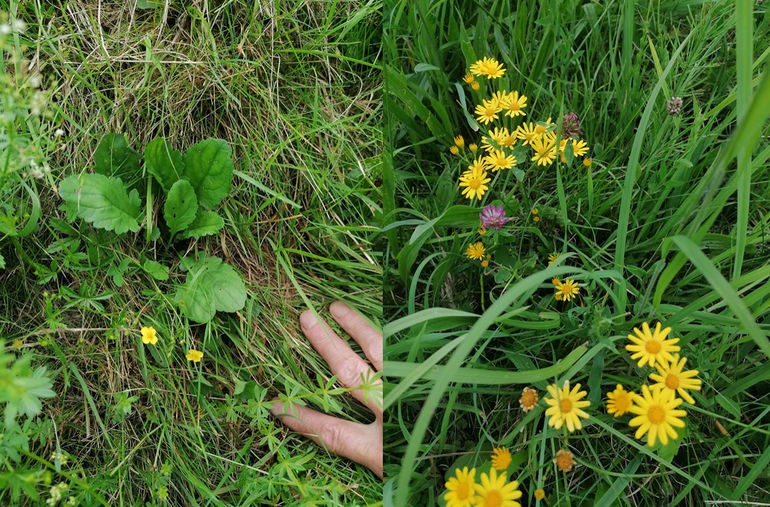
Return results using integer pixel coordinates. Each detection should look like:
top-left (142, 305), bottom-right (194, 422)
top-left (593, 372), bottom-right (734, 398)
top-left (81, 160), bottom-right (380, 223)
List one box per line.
top-left (13, 339), bottom-right (23, 350)
top-left (519, 387), bottom-right (539, 412)
top-left (499, 131), bottom-right (517, 150)
top-left (472, 468), bottom-right (522, 507)
top-left (484, 149), bottom-right (516, 172)
top-left (444, 466), bottom-right (477, 507)
top-left (554, 449), bottom-right (575, 472)
top-left (530, 135), bottom-right (557, 166)
top-left (450, 146), bottom-right (460, 155)
top-left (552, 278), bottom-right (579, 302)
top-left (468, 156), bottom-right (486, 173)
top-left (649, 355), bottom-right (701, 405)
top-left (469, 143), bottom-right (478, 153)
top-left (186, 349), bottom-right (203, 362)
top-left (491, 447), bottom-right (512, 471)
top-left (628, 384), bottom-right (687, 446)
top-left (625, 322), bottom-right (681, 368)
top-left (534, 489), bottom-right (545, 500)
top-left (454, 135), bottom-right (465, 148)
top-left (481, 258), bottom-right (489, 267)
top-left (606, 384), bottom-right (635, 417)
top-left (503, 91), bottom-right (527, 117)
top-left (547, 252), bottom-right (558, 265)
top-left (463, 73), bottom-right (475, 85)
top-left (544, 381), bottom-right (590, 432)
top-left (534, 118), bottom-right (553, 136)
top-left (141, 326), bottom-right (158, 345)
top-left (479, 227), bottom-right (487, 236)
top-left (469, 57), bottom-right (506, 79)
top-left (571, 139), bottom-right (589, 157)
top-left (583, 157), bottom-right (592, 167)
top-left (459, 165), bottom-right (491, 200)
top-left (515, 122), bottom-right (539, 146)
top-left (482, 127), bottom-right (509, 152)
top-left (489, 91), bottom-right (508, 111)
top-left (471, 81), bottom-right (480, 91)
top-left (475, 100), bottom-right (500, 125)
top-left (466, 242), bottom-right (486, 260)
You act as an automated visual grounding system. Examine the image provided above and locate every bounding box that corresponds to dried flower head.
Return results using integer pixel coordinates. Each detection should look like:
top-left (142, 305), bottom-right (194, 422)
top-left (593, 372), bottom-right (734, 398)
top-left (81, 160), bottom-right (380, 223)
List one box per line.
top-left (554, 449), bottom-right (575, 472)
top-left (667, 96), bottom-right (683, 116)
top-left (561, 112), bottom-right (583, 138)
top-left (519, 387), bottom-right (539, 412)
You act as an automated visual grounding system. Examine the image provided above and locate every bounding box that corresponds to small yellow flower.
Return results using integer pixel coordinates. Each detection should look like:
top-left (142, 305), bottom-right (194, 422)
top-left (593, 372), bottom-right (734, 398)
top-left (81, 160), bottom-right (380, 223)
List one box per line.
top-left (606, 384), bottom-right (635, 417)
top-left (571, 139), bottom-right (589, 157)
top-left (475, 99), bottom-right (501, 125)
top-left (583, 157), bottom-right (592, 167)
top-left (471, 81), bottom-right (480, 91)
top-left (503, 91), bottom-right (527, 117)
top-left (444, 466), bottom-right (476, 507)
top-left (530, 135), bottom-right (557, 166)
top-left (473, 468), bottom-right (522, 507)
top-left (628, 384), bottom-right (687, 446)
top-left (554, 449), bottom-right (575, 472)
top-left (454, 135), bottom-right (465, 148)
top-left (489, 90), bottom-right (508, 111)
top-left (544, 381), bottom-right (590, 432)
top-left (534, 118), bottom-right (553, 136)
top-left (141, 326), bottom-right (158, 345)
top-left (462, 73), bottom-right (475, 84)
top-left (519, 387), bottom-right (538, 412)
top-left (482, 127), bottom-right (509, 152)
top-left (469, 57), bottom-right (506, 79)
top-left (459, 165), bottom-right (491, 200)
top-left (490, 447), bottom-right (512, 471)
top-left (532, 208), bottom-right (538, 215)
top-left (478, 227), bottom-right (487, 236)
top-left (484, 149), bottom-right (516, 172)
top-left (13, 339), bottom-right (23, 350)
top-left (186, 349), bottom-right (203, 362)
top-left (469, 143), bottom-right (478, 153)
top-left (649, 355), bottom-right (701, 405)
top-left (553, 278), bottom-right (580, 302)
top-left (481, 259), bottom-right (489, 268)
top-left (466, 242), bottom-right (486, 260)
top-left (515, 122), bottom-right (539, 146)
top-left (534, 488), bottom-right (545, 500)
top-left (450, 145), bottom-right (460, 155)
top-left (625, 322), bottom-right (681, 368)
top-left (547, 252), bottom-right (558, 265)
top-left (533, 216), bottom-right (540, 222)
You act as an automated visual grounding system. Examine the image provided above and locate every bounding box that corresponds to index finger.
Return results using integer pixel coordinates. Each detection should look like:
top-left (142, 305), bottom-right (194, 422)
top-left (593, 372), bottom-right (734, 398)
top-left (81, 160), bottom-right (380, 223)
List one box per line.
top-left (329, 301), bottom-right (383, 372)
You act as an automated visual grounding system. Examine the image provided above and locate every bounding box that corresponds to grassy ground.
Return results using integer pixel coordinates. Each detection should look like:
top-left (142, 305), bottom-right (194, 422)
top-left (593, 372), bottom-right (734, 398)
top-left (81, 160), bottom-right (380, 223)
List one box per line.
top-left (383, 0), bottom-right (770, 504)
top-left (1, 1), bottom-right (382, 505)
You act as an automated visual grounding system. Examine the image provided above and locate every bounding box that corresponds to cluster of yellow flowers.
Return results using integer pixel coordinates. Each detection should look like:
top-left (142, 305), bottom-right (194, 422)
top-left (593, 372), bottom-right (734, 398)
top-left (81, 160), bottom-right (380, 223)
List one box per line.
top-left (533, 321), bottom-right (701, 447)
top-left (454, 57), bottom-right (591, 201)
top-left (613, 322), bottom-right (702, 446)
top-left (444, 447), bottom-right (548, 507)
top-left (141, 325), bottom-right (204, 363)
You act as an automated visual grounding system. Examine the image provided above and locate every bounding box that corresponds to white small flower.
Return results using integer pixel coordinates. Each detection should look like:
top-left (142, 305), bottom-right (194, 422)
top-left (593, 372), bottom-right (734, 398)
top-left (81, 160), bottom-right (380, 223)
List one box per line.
top-left (0, 24), bottom-right (11, 35)
top-left (55, 128), bottom-right (64, 137)
top-left (30, 168), bottom-right (44, 179)
top-left (29, 75), bottom-right (41, 88)
top-left (12, 19), bottom-right (26, 32)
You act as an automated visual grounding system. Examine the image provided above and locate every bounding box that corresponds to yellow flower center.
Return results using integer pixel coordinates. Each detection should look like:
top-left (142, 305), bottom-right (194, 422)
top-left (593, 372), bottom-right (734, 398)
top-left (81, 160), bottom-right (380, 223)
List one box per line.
top-left (648, 405), bottom-right (665, 424)
top-left (559, 398), bottom-right (572, 413)
top-left (521, 391), bottom-right (536, 407)
top-left (665, 374), bottom-right (679, 390)
top-left (496, 156), bottom-right (507, 166)
top-left (509, 102), bottom-right (520, 111)
top-left (615, 393), bottom-right (630, 411)
top-left (457, 481), bottom-right (470, 499)
top-left (645, 340), bottom-right (661, 354)
top-left (484, 490), bottom-right (502, 507)
top-left (469, 178), bottom-right (481, 189)
top-left (485, 107), bottom-right (496, 117)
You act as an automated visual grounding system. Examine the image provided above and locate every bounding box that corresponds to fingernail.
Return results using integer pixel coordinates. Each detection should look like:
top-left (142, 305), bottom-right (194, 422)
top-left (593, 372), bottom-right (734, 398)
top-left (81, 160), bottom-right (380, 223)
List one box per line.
top-left (330, 301), bottom-right (350, 318)
top-left (300, 310), bottom-right (319, 330)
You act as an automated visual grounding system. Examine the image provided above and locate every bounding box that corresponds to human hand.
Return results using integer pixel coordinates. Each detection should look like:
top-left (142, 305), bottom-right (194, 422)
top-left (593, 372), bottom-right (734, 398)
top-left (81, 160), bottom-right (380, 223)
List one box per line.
top-left (271, 301), bottom-right (383, 477)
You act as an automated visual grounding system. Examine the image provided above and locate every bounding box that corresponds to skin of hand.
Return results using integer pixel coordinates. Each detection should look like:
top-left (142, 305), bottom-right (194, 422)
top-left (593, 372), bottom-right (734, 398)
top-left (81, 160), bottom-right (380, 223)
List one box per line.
top-left (270, 301), bottom-right (383, 478)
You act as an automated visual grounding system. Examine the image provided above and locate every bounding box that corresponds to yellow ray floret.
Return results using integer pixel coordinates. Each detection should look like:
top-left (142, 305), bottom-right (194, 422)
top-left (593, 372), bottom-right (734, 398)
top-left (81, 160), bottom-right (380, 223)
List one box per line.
top-left (503, 91), bottom-right (527, 117)
top-left (484, 149), bottom-right (516, 172)
top-left (490, 447), bottom-right (512, 471)
top-left (544, 381), bottom-right (590, 432)
top-left (625, 321), bottom-right (680, 368)
top-left (459, 164), bottom-right (491, 200)
top-left (469, 57), bottom-right (506, 79)
top-left (628, 384), bottom-right (686, 446)
top-left (649, 354), bottom-right (701, 405)
top-left (466, 242), bottom-right (486, 260)
top-left (475, 99), bottom-right (501, 125)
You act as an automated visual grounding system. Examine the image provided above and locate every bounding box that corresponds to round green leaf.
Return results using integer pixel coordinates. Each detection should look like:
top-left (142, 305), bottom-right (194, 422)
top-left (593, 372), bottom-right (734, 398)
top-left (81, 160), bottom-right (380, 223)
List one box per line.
top-left (145, 137), bottom-right (185, 192)
top-left (182, 138), bottom-right (233, 209)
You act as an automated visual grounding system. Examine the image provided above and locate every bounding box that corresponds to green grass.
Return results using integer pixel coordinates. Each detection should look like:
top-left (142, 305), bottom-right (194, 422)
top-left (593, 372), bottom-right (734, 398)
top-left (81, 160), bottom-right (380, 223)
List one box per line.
top-left (0, 1), bottom-right (382, 505)
top-left (383, 0), bottom-right (770, 504)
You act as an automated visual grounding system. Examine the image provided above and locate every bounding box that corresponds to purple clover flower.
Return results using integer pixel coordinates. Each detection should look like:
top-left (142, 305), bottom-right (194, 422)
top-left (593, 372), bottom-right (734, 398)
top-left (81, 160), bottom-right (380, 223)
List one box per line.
top-left (479, 205), bottom-right (510, 230)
